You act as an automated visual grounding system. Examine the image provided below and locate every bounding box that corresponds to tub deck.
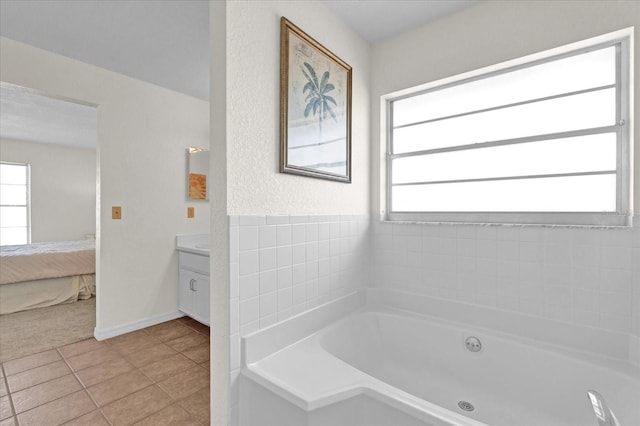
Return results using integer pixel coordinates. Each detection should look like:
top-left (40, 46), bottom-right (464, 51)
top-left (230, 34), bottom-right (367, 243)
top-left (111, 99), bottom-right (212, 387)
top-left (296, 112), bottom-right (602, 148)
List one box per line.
top-left (243, 305), bottom-right (640, 426)
top-left (244, 323), bottom-right (486, 426)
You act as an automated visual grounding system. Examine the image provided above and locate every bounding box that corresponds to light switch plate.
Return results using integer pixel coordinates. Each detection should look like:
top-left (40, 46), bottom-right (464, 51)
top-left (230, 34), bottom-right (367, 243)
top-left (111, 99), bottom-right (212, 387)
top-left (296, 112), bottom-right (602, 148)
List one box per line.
top-left (112, 206), bottom-right (122, 219)
top-left (187, 207), bottom-right (195, 218)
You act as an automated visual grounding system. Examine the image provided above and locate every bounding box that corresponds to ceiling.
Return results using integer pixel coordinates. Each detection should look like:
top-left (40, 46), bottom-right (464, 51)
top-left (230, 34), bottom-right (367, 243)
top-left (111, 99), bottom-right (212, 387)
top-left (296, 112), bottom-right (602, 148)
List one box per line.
top-left (0, 0), bottom-right (477, 102)
top-left (0, 85), bottom-right (97, 150)
top-left (0, 0), bottom-right (210, 101)
top-left (326, 0), bottom-right (476, 43)
top-left (0, 0), bottom-right (476, 149)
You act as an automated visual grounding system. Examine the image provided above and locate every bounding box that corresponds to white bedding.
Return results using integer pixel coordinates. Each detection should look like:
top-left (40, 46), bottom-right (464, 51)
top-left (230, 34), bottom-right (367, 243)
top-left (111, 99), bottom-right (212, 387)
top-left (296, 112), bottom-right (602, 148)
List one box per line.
top-left (0, 240), bottom-right (95, 285)
top-left (0, 274), bottom-right (96, 315)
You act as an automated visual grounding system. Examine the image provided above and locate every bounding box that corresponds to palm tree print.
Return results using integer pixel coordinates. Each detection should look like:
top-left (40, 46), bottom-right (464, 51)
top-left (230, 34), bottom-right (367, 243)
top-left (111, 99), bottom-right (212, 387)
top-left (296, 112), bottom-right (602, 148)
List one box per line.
top-left (301, 62), bottom-right (337, 143)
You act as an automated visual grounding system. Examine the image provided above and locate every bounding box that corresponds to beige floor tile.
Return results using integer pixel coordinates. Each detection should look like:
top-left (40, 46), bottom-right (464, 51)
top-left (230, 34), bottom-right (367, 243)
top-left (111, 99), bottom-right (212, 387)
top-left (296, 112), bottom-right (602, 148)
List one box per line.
top-left (139, 353), bottom-right (196, 383)
top-left (66, 346), bottom-right (123, 372)
top-left (0, 395), bottom-right (12, 420)
top-left (75, 356), bottom-right (134, 388)
top-left (146, 322), bottom-right (192, 342)
top-left (189, 322), bottom-right (210, 336)
top-left (109, 334), bottom-right (162, 357)
top-left (63, 409), bottom-right (110, 425)
top-left (17, 390), bottom-right (95, 426)
top-left (132, 403), bottom-right (201, 426)
top-left (6, 360), bottom-right (71, 392)
top-left (157, 365), bottom-right (209, 401)
top-left (105, 330), bottom-right (149, 347)
top-left (0, 378), bottom-right (7, 397)
top-left (87, 370), bottom-right (152, 407)
top-left (2, 350), bottom-right (61, 376)
top-left (124, 343), bottom-right (177, 368)
top-left (165, 332), bottom-right (208, 353)
top-left (0, 416), bottom-right (16, 426)
top-left (59, 339), bottom-right (106, 359)
top-left (182, 343), bottom-right (209, 364)
top-left (11, 374), bottom-right (82, 414)
top-left (101, 385), bottom-right (172, 426)
top-left (178, 388), bottom-right (209, 425)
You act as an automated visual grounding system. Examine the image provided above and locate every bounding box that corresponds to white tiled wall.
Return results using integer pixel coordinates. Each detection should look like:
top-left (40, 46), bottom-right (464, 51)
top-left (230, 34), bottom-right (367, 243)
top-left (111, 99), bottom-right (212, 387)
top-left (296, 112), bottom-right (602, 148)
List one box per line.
top-left (229, 214), bottom-right (370, 418)
top-left (232, 214), bottom-right (639, 424)
top-left (371, 217), bottom-right (640, 336)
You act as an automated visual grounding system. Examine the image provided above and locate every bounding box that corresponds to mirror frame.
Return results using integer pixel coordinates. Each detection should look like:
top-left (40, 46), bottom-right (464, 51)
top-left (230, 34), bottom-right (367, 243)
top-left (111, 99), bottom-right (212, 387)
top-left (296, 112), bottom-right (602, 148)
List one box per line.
top-left (187, 147), bottom-right (209, 201)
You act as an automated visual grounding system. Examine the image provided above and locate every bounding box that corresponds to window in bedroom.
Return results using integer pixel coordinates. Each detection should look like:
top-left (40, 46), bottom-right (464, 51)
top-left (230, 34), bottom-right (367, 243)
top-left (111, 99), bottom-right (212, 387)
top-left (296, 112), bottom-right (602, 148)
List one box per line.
top-left (384, 29), bottom-right (632, 226)
top-left (0, 162), bottom-right (31, 245)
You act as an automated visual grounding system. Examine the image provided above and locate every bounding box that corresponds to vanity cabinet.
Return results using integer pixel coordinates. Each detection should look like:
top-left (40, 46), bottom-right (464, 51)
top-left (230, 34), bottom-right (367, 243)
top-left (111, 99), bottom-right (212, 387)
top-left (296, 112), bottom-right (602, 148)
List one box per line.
top-left (178, 251), bottom-right (210, 325)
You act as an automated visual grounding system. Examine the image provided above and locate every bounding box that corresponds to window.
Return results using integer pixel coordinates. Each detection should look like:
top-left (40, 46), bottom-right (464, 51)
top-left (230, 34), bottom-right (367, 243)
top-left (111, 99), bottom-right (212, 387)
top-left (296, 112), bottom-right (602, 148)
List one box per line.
top-left (0, 162), bottom-right (30, 245)
top-left (385, 30), bottom-right (632, 226)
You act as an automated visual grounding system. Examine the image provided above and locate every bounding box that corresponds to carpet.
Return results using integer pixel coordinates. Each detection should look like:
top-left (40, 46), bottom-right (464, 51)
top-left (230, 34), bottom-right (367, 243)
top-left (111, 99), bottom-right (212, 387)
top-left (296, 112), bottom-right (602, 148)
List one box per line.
top-left (0, 297), bottom-right (96, 363)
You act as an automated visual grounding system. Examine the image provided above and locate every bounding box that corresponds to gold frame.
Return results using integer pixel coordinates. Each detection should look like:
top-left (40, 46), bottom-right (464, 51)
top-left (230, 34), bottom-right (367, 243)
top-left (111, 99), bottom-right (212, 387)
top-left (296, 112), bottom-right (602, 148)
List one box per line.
top-left (279, 17), bottom-right (352, 183)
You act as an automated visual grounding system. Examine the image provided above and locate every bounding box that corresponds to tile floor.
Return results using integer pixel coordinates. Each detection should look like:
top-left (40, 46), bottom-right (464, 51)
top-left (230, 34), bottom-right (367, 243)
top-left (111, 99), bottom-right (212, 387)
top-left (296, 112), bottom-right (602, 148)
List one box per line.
top-left (0, 316), bottom-right (210, 425)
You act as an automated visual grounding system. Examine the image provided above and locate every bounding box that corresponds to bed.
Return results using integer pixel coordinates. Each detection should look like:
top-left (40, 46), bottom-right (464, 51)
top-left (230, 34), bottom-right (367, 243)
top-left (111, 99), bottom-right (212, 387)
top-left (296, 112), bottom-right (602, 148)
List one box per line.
top-left (0, 240), bottom-right (96, 315)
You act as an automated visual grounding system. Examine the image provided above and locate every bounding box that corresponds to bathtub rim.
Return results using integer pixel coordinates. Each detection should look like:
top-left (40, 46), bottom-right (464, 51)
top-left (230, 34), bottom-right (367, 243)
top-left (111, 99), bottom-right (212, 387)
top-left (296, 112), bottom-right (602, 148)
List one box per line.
top-left (334, 306), bottom-right (640, 382)
top-left (368, 287), bottom-right (637, 365)
top-left (242, 293), bottom-right (639, 426)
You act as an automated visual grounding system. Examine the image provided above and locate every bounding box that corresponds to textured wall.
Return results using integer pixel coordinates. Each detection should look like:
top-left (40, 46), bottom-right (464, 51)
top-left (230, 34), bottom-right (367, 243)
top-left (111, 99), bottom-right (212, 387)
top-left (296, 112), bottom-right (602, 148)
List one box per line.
top-left (226, 0), bottom-right (370, 216)
top-left (223, 2), bottom-right (371, 424)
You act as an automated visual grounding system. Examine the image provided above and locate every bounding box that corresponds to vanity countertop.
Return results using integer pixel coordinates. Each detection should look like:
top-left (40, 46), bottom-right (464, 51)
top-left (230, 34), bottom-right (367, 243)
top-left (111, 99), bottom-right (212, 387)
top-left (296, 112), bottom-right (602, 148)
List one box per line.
top-left (176, 234), bottom-right (210, 256)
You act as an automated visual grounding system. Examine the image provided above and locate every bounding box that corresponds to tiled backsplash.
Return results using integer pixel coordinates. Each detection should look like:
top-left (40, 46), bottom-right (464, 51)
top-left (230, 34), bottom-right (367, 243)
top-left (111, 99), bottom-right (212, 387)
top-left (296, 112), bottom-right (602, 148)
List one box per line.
top-left (371, 217), bottom-right (640, 336)
top-left (229, 214), bottom-right (370, 413)
top-left (231, 214), bottom-right (639, 422)
top-left (230, 215), bottom-right (369, 338)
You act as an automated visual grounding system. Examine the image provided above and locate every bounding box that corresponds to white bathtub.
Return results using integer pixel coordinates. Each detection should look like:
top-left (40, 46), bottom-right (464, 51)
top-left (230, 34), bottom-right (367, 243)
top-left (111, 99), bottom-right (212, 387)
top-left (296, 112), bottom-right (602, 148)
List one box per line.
top-left (241, 301), bottom-right (640, 426)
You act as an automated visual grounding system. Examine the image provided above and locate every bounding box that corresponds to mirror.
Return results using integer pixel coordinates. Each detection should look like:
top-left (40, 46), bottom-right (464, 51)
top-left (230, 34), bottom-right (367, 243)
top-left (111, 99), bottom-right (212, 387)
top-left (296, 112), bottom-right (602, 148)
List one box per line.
top-left (188, 147), bottom-right (209, 200)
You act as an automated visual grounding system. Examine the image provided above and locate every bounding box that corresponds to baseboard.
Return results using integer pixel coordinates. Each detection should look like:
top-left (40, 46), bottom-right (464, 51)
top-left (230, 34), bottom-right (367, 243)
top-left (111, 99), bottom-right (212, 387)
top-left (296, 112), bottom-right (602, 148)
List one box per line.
top-left (93, 310), bottom-right (185, 341)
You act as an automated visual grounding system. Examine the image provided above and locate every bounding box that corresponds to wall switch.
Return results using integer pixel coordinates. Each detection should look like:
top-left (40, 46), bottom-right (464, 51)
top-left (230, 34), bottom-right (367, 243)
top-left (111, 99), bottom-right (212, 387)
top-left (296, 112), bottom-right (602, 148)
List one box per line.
top-left (187, 207), bottom-right (195, 218)
top-left (112, 206), bottom-right (122, 220)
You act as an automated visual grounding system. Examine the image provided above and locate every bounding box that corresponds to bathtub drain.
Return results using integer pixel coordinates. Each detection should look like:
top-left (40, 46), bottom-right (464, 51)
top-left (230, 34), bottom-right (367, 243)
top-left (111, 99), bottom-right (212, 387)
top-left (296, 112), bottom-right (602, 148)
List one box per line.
top-left (458, 401), bottom-right (475, 412)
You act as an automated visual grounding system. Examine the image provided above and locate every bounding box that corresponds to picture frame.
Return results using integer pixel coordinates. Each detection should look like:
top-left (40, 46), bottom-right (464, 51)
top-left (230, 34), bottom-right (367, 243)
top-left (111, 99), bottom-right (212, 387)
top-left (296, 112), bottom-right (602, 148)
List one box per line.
top-left (280, 17), bottom-right (352, 183)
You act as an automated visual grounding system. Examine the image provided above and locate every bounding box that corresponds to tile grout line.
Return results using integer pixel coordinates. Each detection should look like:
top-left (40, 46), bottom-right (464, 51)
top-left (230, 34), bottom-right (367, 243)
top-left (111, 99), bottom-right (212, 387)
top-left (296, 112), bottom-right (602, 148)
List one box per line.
top-left (98, 321), bottom-right (207, 425)
top-left (1, 363), bottom-right (18, 424)
top-left (56, 347), bottom-right (113, 426)
top-left (3, 319), bottom-right (209, 425)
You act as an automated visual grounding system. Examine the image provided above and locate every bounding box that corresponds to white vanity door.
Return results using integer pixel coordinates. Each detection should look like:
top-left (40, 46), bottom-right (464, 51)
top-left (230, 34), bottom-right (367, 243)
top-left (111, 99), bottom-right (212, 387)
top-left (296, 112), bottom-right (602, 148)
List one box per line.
top-left (192, 272), bottom-right (210, 325)
top-left (179, 269), bottom-right (210, 325)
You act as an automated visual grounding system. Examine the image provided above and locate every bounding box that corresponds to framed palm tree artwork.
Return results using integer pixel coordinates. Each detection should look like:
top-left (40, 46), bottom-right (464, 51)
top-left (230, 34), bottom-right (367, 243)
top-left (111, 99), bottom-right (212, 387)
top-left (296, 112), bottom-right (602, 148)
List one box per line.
top-left (280, 17), bottom-right (352, 183)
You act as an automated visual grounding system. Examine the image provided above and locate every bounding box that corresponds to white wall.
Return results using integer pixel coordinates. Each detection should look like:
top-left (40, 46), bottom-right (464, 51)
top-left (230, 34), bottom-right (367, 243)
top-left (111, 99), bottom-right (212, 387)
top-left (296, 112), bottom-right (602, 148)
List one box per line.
top-left (370, 1), bottom-right (640, 338)
top-left (371, 0), bottom-right (640, 215)
top-left (0, 138), bottom-right (96, 242)
top-left (0, 37), bottom-right (210, 334)
top-left (218, 2), bottom-right (372, 424)
top-left (226, 0), bottom-right (370, 216)
top-left (209, 1), bottom-right (229, 424)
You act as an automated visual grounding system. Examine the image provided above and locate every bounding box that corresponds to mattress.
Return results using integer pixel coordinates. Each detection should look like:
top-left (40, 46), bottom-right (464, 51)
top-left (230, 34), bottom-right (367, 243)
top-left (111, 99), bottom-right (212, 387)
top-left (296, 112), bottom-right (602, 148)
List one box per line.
top-left (0, 274), bottom-right (96, 315)
top-left (0, 240), bottom-right (95, 285)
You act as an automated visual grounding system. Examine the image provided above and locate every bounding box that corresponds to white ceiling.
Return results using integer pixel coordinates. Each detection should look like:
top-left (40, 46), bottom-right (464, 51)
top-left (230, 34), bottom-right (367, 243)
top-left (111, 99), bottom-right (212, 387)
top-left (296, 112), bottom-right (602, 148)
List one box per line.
top-left (0, 0), bottom-right (476, 149)
top-left (326, 0), bottom-right (477, 43)
top-left (0, 85), bottom-right (97, 150)
top-left (0, 0), bottom-right (477, 102)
